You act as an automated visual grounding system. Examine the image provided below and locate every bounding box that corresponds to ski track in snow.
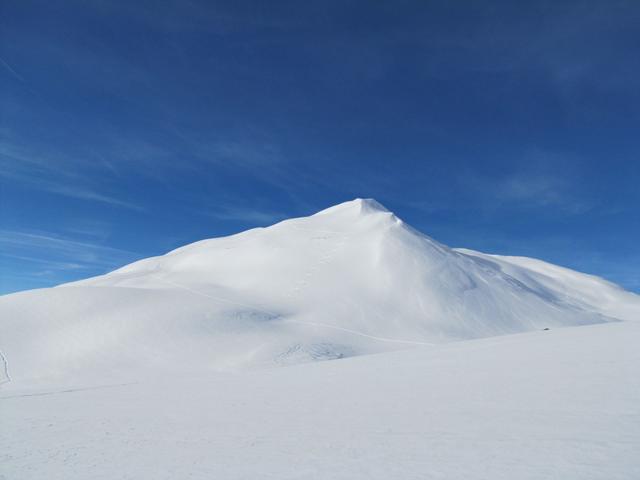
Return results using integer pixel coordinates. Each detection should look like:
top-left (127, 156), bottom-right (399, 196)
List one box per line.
top-left (161, 277), bottom-right (437, 347)
top-left (0, 382), bottom-right (137, 400)
top-left (284, 229), bottom-right (349, 301)
top-left (159, 278), bottom-right (281, 317)
top-left (0, 347), bottom-right (11, 386)
top-left (281, 319), bottom-right (438, 346)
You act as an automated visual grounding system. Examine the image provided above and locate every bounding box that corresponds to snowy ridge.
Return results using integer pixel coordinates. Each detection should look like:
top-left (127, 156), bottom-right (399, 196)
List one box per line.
top-left (0, 198), bottom-right (638, 389)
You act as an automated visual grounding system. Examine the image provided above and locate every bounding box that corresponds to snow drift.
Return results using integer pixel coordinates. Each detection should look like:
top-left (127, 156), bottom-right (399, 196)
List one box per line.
top-left (1, 198), bottom-right (638, 387)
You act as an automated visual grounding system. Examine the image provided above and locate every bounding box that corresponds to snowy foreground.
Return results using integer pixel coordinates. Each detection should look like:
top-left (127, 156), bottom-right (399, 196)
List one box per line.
top-left (2, 321), bottom-right (639, 479)
top-left (1, 198), bottom-right (639, 478)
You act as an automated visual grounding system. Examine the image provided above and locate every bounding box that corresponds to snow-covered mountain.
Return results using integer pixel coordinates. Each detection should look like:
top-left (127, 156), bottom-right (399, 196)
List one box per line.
top-left (1, 198), bottom-right (639, 388)
top-left (3, 198), bottom-right (640, 479)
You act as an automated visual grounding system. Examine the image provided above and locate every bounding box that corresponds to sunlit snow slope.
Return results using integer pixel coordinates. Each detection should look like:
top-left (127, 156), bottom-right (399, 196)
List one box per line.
top-left (1, 198), bottom-right (638, 388)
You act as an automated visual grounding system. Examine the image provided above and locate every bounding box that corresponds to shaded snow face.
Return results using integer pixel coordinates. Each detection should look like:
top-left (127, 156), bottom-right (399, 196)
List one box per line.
top-left (1, 198), bottom-right (639, 388)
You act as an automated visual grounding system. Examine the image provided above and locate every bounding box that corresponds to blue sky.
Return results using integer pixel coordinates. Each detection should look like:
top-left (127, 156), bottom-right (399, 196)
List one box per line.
top-left (1, 0), bottom-right (639, 294)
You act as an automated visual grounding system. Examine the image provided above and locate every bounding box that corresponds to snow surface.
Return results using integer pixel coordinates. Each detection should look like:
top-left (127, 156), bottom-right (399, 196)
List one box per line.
top-left (1, 198), bottom-right (639, 478)
top-left (2, 321), bottom-right (639, 479)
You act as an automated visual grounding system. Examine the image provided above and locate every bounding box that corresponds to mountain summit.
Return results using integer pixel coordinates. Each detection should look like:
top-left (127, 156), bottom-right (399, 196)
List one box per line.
top-left (1, 199), bottom-right (639, 387)
top-left (313, 197), bottom-right (390, 216)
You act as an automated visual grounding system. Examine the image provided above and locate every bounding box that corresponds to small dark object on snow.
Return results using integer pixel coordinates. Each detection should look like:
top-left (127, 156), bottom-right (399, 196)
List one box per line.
top-left (543, 328), bottom-right (550, 331)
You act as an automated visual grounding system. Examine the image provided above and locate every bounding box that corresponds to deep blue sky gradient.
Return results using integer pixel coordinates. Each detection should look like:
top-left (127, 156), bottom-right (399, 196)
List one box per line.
top-left (1, 0), bottom-right (639, 294)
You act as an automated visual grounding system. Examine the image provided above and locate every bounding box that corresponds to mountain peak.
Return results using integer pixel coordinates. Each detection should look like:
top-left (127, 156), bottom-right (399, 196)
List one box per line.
top-left (313, 198), bottom-right (390, 217)
top-left (4, 193), bottom-right (640, 388)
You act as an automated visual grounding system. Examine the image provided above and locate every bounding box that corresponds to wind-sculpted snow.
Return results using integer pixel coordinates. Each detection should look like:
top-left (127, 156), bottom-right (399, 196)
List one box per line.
top-left (0, 198), bottom-right (638, 388)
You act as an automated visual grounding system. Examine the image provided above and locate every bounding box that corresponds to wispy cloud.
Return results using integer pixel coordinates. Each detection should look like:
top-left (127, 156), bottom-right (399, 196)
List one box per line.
top-left (207, 141), bottom-right (284, 168)
top-left (62, 219), bottom-right (113, 241)
top-left (206, 205), bottom-right (289, 225)
top-left (0, 140), bottom-right (80, 179)
top-left (0, 135), bottom-right (144, 211)
top-left (1, 253), bottom-right (86, 271)
top-left (47, 185), bottom-right (146, 211)
top-left (0, 230), bottom-right (140, 270)
top-left (495, 173), bottom-right (590, 213)
top-left (187, 136), bottom-right (293, 189)
top-left (0, 229), bottom-right (144, 293)
top-left (0, 56), bottom-right (25, 83)
top-left (461, 150), bottom-right (594, 215)
top-left (469, 172), bottom-right (591, 215)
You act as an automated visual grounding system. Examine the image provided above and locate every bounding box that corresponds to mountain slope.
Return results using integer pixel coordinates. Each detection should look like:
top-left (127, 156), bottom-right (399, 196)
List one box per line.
top-left (1, 198), bottom-right (638, 388)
